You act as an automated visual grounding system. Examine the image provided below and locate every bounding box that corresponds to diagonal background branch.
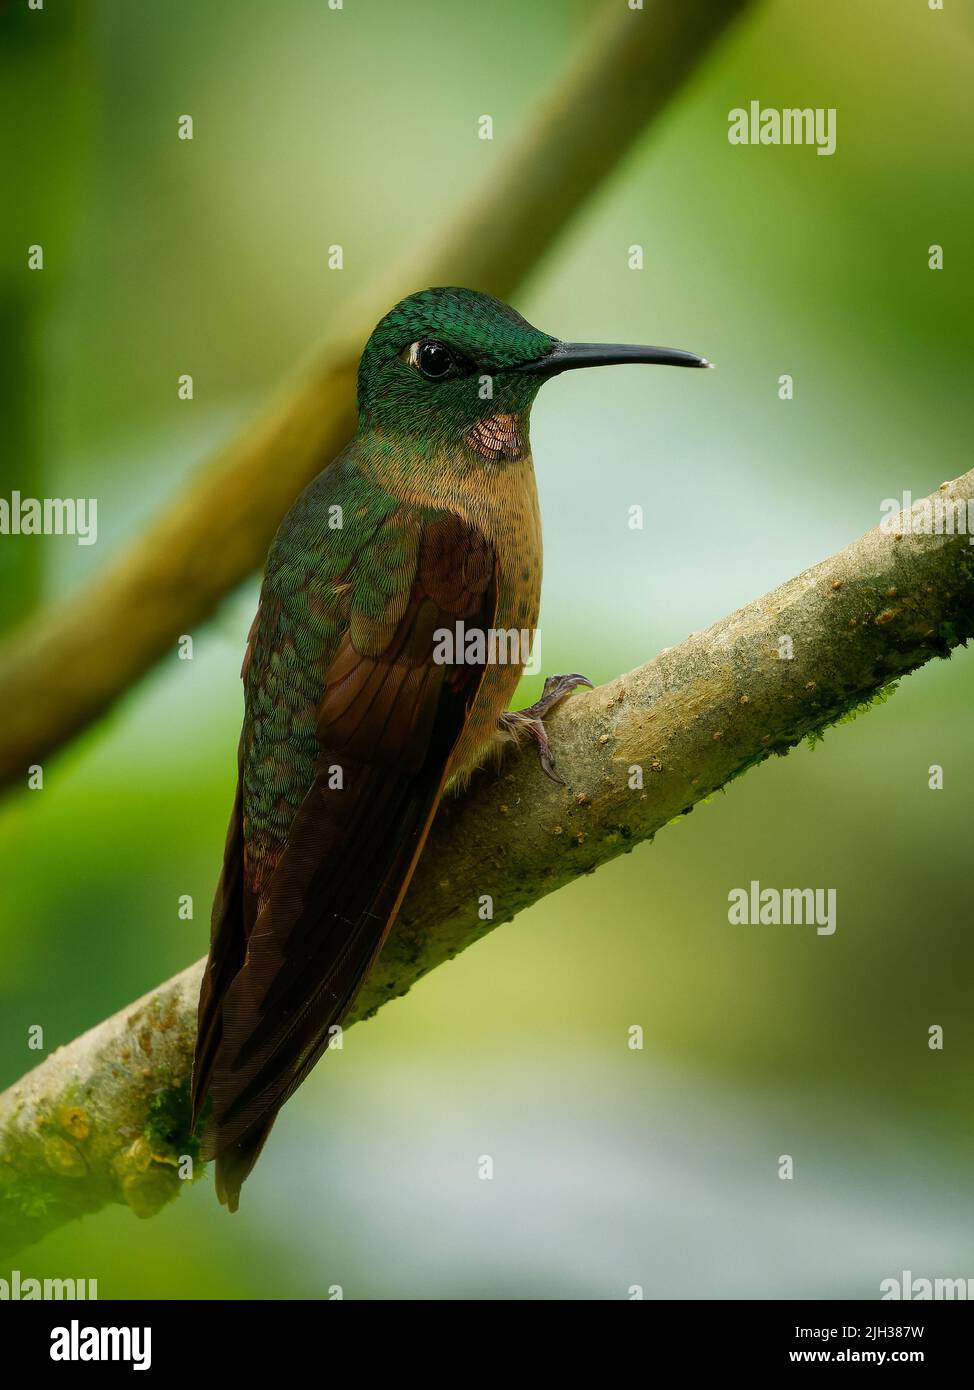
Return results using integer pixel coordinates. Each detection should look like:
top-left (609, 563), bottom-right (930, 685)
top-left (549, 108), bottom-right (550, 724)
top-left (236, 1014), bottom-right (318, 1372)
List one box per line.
top-left (1, 471), bottom-right (972, 1258)
top-left (0, 0), bottom-right (756, 790)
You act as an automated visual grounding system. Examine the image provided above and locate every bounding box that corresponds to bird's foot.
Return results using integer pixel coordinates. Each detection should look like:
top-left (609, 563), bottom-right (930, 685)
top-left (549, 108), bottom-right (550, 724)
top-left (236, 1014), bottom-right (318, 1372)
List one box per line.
top-left (499, 673), bottom-right (593, 784)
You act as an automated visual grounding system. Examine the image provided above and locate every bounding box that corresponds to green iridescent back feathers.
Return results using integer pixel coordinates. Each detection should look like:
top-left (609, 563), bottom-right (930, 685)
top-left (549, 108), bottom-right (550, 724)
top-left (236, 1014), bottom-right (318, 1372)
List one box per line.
top-left (243, 288), bottom-right (552, 877)
top-left (193, 288), bottom-right (551, 1207)
top-left (192, 285), bottom-right (707, 1207)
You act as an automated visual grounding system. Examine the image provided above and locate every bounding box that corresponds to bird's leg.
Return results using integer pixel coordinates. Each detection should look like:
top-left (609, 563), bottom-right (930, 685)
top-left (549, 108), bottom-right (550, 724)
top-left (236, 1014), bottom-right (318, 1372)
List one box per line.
top-left (499, 673), bottom-right (593, 784)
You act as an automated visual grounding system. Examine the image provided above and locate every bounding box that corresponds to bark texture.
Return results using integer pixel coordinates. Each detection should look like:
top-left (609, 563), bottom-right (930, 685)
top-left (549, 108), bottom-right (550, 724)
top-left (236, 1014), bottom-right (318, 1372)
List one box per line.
top-left (2, 471), bottom-right (971, 1257)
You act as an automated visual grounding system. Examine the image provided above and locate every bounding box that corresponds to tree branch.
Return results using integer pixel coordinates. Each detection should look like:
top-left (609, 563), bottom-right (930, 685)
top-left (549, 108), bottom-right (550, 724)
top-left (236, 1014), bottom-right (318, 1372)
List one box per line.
top-left (0, 0), bottom-right (755, 790)
top-left (2, 471), bottom-right (971, 1256)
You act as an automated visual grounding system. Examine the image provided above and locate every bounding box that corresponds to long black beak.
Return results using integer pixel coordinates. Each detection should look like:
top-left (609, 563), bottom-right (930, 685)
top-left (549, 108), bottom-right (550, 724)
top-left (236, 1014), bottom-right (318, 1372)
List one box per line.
top-left (518, 341), bottom-right (712, 375)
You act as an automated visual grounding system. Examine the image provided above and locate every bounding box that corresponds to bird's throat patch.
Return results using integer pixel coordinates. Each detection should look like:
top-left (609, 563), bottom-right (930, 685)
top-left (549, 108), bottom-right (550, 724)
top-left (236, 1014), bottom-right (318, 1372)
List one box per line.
top-left (465, 413), bottom-right (525, 463)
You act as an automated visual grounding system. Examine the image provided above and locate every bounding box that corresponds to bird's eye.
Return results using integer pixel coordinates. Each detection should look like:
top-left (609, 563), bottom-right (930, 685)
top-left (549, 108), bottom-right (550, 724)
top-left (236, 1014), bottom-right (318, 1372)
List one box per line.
top-left (405, 339), bottom-right (457, 381)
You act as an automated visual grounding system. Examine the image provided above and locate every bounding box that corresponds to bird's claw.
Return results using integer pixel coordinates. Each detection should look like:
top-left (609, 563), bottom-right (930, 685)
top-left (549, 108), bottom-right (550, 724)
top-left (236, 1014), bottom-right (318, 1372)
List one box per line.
top-left (499, 672), bottom-right (594, 784)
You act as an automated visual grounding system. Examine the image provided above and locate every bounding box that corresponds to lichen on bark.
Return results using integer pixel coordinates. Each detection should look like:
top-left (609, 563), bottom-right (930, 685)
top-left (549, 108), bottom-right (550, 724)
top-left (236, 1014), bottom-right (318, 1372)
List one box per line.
top-left (3, 470), bottom-right (970, 1258)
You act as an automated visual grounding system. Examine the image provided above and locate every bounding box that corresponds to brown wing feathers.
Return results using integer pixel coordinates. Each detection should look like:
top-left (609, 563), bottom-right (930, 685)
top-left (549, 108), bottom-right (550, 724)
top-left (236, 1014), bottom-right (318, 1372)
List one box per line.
top-left (192, 512), bottom-right (496, 1209)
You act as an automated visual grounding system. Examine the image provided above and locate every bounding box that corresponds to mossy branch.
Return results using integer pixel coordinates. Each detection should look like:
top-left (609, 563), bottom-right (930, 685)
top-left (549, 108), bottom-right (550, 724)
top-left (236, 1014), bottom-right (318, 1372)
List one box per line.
top-left (2, 470), bottom-right (972, 1256)
top-left (0, 0), bottom-right (755, 790)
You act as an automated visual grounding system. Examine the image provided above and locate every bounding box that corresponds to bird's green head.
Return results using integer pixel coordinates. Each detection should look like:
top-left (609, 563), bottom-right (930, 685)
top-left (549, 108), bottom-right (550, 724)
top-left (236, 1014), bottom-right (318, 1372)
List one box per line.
top-left (357, 287), bottom-right (552, 441)
top-left (356, 286), bottom-right (710, 454)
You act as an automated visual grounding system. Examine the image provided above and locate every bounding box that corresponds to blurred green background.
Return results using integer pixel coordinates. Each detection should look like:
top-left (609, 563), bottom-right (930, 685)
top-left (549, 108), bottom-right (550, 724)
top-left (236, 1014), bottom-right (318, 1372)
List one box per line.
top-left (1, 0), bottom-right (972, 1298)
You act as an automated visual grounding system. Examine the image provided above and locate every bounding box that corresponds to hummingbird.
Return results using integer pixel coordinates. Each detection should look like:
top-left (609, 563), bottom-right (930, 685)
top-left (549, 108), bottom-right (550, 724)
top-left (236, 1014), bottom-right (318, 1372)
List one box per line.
top-left (191, 287), bottom-right (710, 1209)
